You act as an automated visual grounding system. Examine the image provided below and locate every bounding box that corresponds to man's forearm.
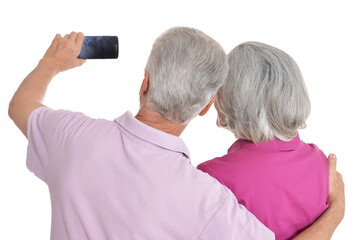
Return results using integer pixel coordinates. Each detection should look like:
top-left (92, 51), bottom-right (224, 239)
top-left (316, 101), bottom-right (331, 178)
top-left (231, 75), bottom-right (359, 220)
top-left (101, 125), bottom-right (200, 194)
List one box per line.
top-left (12, 59), bottom-right (57, 103)
top-left (294, 154), bottom-right (346, 240)
top-left (9, 59), bottom-right (57, 136)
top-left (293, 200), bottom-right (344, 239)
top-left (9, 32), bottom-right (85, 138)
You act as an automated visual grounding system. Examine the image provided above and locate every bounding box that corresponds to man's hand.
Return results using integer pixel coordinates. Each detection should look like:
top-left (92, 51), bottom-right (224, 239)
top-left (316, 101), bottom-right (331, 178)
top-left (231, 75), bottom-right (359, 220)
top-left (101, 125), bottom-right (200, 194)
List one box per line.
top-left (328, 154), bottom-right (345, 221)
top-left (9, 32), bottom-right (85, 137)
top-left (41, 32), bottom-right (86, 74)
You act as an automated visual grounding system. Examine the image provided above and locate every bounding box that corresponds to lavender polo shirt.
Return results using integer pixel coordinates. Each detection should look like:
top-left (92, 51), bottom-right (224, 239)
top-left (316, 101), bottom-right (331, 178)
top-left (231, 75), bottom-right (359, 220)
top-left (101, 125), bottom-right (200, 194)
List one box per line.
top-left (198, 135), bottom-right (329, 240)
top-left (26, 106), bottom-right (274, 240)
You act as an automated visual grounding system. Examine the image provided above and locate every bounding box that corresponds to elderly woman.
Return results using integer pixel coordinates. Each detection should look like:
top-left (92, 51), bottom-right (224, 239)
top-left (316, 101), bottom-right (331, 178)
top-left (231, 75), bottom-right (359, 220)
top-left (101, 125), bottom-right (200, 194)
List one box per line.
top-left (198, 42), bottom-right (330, 240)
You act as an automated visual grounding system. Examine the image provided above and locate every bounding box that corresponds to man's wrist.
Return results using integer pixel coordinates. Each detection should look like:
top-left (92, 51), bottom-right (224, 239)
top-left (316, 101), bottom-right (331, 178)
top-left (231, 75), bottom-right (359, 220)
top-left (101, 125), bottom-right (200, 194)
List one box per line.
top-left (38, 58), bottom-right (61, 77)
top-left (327, 199), bottom-right (345, 226)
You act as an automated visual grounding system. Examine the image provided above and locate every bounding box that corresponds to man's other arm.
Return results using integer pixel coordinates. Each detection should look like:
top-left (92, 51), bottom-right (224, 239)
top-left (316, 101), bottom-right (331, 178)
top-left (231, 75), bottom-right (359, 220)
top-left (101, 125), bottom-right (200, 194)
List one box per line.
top-left (293, 154), bottom-right (345, 239)
top-left (8, 32), bottom-right (85, 137)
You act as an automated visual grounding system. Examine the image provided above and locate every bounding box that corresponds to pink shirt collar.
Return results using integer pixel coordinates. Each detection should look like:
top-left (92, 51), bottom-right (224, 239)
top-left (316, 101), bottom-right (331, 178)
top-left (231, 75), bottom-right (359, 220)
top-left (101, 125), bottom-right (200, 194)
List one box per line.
top-left (228, 134), bottom-right (301, 153)
top-left (114, 111), bottom-right (191, 159)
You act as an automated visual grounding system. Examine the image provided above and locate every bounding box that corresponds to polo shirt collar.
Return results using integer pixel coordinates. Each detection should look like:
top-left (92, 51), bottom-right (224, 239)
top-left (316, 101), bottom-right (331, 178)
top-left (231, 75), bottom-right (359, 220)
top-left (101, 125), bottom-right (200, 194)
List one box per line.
top-left (228, 133), bottom-right (301, 153)
top-left (114, 111), bottom-right (191, 159)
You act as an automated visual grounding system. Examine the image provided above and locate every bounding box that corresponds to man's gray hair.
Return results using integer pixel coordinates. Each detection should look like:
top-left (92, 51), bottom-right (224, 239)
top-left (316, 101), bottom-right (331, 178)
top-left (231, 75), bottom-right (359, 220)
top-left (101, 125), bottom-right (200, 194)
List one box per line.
top-left (217, 42), bottom-right (311, 143)
top-left (145, 27), bottom-right (229, 124)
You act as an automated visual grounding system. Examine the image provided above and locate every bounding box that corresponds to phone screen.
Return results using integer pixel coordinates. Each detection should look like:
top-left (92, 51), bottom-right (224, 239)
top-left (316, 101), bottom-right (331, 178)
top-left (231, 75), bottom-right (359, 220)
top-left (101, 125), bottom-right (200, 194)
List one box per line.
top-left (78, 36), bottom-right (118, 59)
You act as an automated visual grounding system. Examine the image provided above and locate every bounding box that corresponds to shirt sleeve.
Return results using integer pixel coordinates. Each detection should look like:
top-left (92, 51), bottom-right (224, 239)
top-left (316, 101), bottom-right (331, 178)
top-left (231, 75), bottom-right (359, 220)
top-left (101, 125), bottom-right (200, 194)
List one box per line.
top-left (197, 162), bottom-right (226, 187)
top-left (198, 193), bottom-right (275, 240)
top-left (26, 106), bottom-right (85, 182)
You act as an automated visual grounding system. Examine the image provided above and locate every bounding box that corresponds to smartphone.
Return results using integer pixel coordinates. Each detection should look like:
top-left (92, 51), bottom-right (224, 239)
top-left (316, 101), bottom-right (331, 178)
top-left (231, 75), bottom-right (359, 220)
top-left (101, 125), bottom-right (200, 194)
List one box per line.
top-left (78, 36), bottom-right (118, 59)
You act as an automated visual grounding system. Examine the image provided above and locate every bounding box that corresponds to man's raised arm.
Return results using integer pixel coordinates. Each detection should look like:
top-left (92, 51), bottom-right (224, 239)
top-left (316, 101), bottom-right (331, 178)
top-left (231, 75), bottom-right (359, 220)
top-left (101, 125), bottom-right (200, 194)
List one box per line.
top-left (8, 32), bottom-right (85, 137)
top-left (294, 154), bottom-right (345, 239)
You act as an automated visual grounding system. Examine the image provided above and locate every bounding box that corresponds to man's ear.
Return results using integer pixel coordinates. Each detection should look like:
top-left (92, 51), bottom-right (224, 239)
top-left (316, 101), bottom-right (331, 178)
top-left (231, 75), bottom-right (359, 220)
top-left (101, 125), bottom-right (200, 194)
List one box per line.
top-left (139, 72), bottom-right (150, 96)
top-left (199, 96), bottom-right (216, 116)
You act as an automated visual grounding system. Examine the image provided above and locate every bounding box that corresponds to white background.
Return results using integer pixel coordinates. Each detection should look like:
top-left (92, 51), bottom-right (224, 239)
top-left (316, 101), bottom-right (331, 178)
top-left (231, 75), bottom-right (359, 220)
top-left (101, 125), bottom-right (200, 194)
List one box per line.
top-left (1, 0), bottom-right (359, 239)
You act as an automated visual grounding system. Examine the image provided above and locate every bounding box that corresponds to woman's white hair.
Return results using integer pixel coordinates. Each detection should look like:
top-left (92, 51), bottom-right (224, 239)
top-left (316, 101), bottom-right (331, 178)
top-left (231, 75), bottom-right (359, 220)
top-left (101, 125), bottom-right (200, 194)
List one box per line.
top-left (217, 42), bottom-right (311, 143)
top-left (145, 27), bottom-right (229, 124)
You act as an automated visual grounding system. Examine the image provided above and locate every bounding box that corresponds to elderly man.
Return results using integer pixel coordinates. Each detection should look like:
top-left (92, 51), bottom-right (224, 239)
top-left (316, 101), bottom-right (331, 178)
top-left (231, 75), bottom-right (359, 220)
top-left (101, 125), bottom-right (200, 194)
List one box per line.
top-left (9, 28), bottom-right (344, 239)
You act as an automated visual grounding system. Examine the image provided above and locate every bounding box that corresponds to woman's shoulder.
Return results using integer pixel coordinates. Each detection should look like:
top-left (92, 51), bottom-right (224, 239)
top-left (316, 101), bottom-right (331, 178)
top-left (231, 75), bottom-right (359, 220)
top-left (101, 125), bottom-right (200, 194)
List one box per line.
top-left (300, 139), bottom-right (328, 165)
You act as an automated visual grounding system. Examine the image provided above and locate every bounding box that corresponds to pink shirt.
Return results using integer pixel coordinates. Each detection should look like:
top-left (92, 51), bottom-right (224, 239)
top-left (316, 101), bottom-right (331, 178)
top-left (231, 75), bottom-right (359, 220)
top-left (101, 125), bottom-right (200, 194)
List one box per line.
top-left (27, 107), bottom-right (274, 240)
top-left (198, 134), bottom-right (329, 240)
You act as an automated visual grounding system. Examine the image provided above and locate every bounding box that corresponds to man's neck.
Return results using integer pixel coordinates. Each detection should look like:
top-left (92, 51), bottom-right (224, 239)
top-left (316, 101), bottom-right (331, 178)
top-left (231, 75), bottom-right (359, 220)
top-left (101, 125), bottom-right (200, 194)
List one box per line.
top-left (135, 108), bottom-right (187, 137)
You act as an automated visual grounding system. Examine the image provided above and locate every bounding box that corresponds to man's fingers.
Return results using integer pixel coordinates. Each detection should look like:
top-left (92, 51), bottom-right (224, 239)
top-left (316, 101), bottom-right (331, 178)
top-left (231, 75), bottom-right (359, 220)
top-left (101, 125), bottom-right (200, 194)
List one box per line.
top-left (69, 31), bottom-right (77, 41)
top-left (76, 32), bottom-right (85, 46)
top-left (76, 59), bottom-right (86, 67)
top-left (52, 34), bottom-right (61, 44)
top-left (338, 172), bottom-right (343, 182)
top-left (328, 153), bottom-right (337, 174)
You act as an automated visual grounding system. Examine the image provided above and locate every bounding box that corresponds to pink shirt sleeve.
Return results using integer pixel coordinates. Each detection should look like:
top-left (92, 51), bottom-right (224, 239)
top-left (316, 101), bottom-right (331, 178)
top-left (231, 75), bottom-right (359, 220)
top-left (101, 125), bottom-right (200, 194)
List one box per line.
top-left (199, 193), bottom-right (275, 240)
top-left (26, 106), bottom-right (85, 182)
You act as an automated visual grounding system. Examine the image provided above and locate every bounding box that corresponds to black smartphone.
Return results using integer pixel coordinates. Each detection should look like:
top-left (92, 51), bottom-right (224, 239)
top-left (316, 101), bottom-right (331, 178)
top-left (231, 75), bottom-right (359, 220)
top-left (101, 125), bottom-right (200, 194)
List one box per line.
top-left (78, 36), bottom-right (118, 59)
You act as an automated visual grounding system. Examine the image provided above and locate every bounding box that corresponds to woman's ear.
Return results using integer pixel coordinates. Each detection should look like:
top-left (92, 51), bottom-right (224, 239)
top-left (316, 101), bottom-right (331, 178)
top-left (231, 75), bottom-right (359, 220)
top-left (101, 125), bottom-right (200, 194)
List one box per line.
top-left (214, 99), bottom-right (227, 127)
top-left (199, 96), bottom-right (216, 116)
